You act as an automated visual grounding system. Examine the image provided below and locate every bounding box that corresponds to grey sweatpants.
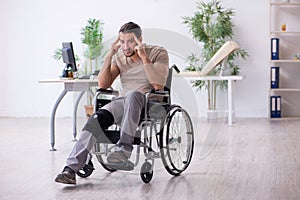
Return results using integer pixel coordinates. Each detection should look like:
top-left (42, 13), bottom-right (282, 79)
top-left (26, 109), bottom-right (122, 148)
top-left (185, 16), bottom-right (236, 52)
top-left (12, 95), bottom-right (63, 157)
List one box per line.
top-left (66, 90), bottom-right (146, 172)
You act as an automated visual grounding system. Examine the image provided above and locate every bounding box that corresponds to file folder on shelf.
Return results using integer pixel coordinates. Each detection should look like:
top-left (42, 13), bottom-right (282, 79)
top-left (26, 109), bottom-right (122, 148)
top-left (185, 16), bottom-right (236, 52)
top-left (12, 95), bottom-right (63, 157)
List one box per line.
top-left (270, 96), bottom-right (281, 118)
top-left (271, 38), bottom-right (279, 60)
top-left (271, 66), bottom-right (279, 88)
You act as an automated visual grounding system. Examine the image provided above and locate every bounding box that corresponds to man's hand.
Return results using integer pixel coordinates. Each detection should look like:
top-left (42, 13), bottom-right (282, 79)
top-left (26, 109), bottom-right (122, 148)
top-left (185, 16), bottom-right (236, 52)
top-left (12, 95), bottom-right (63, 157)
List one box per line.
top-left (109, 36), bottom-right (121, 56)
top-left (133, 35), bottom-right (148, 62)
top-left (98, 36), bottom-right (121, 89)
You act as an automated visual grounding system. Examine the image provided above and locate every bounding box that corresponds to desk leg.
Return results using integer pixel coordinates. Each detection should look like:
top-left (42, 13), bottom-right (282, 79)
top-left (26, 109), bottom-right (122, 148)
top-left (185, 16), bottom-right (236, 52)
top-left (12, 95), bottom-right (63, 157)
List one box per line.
top-left (87, 89), bottom-right (95, 97)
top-left (228, 80), bottom-right (233, 126)
top-left (50, 90), bottom-right (67, 151)
top-left (73, 91), bottom-right (85, 141)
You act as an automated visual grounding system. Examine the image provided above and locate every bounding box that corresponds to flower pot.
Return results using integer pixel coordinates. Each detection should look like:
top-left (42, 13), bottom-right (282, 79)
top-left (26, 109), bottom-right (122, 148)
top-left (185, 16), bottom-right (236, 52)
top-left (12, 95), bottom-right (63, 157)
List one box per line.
top-left (84, 105), bottom-right (94, 119)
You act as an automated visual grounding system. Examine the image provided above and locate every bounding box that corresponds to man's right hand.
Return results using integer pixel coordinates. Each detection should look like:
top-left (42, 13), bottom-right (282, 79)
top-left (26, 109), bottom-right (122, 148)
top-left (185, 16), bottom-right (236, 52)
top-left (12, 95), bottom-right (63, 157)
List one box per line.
top-left (109, 36), bottom-right (121, 56)
top-left (98, 36), bottom-right (121, 89)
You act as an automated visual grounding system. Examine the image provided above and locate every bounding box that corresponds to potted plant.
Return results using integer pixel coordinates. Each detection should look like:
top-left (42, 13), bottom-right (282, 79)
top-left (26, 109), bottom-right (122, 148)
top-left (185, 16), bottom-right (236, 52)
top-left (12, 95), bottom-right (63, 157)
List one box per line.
top-left (81, 18), bottom-right (105, 76)
top-left (80, 18), bottom-right (106, 118)
top-left (182, 0), bottom-right (248, 114)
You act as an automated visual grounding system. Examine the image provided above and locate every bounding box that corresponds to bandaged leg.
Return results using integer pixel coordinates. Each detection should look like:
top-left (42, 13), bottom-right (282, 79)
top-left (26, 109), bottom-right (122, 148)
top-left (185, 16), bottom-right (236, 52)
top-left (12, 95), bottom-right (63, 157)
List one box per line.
top-left (66, 109), bottom-right (114, 172)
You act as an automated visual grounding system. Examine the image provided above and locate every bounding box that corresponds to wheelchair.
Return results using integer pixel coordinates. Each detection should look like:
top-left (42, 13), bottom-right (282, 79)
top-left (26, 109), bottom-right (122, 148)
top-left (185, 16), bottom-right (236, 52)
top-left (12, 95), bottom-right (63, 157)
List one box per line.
top-left (76, 64), bottom-right (194, 183)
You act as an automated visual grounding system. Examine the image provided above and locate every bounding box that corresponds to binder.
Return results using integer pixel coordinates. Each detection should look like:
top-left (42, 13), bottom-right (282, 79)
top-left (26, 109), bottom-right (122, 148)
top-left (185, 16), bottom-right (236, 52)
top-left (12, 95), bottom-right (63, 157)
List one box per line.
top-left (271, 66), bottom-right (279, 88)
top-left (271, 38), bottom-right (279, 60)
top-left (270, 96), bottom-right (281, 118)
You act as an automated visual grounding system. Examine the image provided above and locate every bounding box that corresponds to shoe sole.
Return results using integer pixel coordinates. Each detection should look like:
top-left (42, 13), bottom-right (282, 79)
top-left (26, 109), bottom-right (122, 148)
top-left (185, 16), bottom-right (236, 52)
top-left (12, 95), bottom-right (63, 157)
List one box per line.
top-left (55, 174), bottom-right (76, 185)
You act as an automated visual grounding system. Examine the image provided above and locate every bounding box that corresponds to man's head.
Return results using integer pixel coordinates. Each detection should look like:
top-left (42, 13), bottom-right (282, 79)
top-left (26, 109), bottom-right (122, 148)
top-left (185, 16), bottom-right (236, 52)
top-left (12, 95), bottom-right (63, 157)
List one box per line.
top-left (119, 22), bottom-right (142, 38)
top-left (118, 22), bottom-right (142, 57)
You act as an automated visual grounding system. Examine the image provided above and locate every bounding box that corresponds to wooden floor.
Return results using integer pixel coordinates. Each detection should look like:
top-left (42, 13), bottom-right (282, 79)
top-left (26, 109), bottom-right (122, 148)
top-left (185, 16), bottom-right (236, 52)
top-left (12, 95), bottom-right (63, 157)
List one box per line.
top-left (0, 117), bottom-right (299, 200)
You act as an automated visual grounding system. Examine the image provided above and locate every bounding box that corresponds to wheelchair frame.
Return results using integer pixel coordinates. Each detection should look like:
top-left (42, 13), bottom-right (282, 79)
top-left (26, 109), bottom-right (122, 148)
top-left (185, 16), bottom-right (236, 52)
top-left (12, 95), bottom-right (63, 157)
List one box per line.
top-left (76, 65), bottom-right (195, 183)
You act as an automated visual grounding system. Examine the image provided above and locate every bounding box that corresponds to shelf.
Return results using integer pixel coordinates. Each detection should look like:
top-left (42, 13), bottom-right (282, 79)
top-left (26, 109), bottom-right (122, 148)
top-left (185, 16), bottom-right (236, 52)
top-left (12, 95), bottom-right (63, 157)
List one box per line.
top-left (271, 31), bottom-right (300, 35)
top-left (270, 59), bottom-right (300, 63)
top-left (269, 1), bottom-right (300, 120)
top-left (270, 116), bottom-right (300, 120)
top-left (271, 88), bottom-right (300, 92)
top-left (271, 2), bottom-right (300, 6)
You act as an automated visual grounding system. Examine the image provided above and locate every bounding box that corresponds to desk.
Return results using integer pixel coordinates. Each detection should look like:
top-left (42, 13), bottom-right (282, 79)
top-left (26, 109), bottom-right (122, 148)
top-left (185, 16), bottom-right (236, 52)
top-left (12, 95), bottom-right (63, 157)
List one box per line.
top-left (177, 72), bottom-right (244, 126)
top-left (39, 79), bottom-right (98, 151)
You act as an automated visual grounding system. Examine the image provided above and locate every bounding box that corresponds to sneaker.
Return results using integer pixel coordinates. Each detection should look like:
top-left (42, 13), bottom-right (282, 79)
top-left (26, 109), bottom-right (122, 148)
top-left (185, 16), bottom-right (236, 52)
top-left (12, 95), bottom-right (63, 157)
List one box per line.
top-left (107, 150), bottom-right (130, 163)
top-left (55, 166), bottom-right (76, 185)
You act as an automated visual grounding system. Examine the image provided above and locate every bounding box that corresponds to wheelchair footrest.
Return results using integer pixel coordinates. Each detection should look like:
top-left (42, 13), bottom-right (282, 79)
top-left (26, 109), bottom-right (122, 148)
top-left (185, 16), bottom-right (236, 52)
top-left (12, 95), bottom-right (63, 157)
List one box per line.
top-left (104, 160), bottom-right (134, 171)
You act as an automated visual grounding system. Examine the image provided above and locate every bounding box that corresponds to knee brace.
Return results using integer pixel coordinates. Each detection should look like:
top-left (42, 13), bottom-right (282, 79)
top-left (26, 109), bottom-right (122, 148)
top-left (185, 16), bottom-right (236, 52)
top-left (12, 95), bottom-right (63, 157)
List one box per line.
top-left (82, 109), bottom-right (114, 138)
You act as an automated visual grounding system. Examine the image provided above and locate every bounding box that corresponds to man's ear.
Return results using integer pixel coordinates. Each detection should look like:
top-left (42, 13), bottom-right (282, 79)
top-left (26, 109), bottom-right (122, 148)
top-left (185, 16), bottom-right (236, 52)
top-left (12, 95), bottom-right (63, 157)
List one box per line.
top-left (139, 36), bottom-right (143, 43)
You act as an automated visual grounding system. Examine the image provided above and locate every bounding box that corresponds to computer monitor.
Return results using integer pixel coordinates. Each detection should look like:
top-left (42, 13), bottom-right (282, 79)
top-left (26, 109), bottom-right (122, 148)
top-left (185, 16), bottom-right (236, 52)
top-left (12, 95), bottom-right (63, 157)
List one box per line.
top-left (62, 42), bottom-right (77, 73)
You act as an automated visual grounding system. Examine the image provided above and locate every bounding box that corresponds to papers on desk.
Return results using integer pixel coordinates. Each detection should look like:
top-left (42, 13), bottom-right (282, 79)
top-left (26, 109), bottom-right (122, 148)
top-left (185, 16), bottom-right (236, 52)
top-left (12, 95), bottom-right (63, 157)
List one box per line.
top-left (59, 77), bottom-right (75, 80)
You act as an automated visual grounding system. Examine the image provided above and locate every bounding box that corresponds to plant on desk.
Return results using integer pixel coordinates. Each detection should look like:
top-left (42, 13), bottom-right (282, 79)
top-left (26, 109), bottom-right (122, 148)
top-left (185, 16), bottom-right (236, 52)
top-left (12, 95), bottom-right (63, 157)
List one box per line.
top-left (182, 0), bottom-right (248, 111)
top-left (81, 18), bottom-right (106, 76)
top-left (80, 18), bottom-right (106, 118)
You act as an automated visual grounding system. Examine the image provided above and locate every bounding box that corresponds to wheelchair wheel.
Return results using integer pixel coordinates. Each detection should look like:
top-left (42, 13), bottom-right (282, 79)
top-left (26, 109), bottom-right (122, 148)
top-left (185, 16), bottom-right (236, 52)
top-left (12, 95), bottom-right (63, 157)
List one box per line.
top-left (76, 160), bottom-right (95, 178)
top-left (160, 105), bottom-right (194, 176)
top-left (94, 143), bottom-right (117, 172)
top-left (140, 162), bottom-right (153, 183)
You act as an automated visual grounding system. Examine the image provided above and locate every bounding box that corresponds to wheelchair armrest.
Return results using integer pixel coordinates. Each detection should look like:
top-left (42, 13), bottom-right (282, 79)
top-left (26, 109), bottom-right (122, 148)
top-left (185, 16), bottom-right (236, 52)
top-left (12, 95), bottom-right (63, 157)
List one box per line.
top-left (149, 89), bottom-right (169, 95)
top-left (96, 88), bottom-right (119, 96)
top-left (145, 89), bottom-right (170, 103)
top-left (145, 89), bottom-right (170, 108)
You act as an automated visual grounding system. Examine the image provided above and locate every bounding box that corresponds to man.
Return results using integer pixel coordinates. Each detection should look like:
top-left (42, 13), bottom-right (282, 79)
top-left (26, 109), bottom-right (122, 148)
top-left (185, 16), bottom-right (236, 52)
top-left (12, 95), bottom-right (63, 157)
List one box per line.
top-left (55, 22), bottom-right (169, 185)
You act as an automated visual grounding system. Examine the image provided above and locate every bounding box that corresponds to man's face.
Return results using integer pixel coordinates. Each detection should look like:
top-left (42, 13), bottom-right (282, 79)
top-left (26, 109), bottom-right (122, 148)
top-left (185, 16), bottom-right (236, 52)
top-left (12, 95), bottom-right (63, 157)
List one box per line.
top-left (119, 32), bottom-right (140, 57)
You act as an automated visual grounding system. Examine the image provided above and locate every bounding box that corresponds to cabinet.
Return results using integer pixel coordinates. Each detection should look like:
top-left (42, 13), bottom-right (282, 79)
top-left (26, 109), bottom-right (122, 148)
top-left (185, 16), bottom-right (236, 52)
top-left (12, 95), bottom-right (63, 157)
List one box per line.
top-left (269, 0), bottom-right (300, 119)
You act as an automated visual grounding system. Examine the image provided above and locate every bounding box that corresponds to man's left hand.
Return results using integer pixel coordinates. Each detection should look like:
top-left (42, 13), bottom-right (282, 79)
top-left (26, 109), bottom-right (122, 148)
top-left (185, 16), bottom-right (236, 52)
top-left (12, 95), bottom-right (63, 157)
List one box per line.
top-left (133, 35), bottom-right (148, 62)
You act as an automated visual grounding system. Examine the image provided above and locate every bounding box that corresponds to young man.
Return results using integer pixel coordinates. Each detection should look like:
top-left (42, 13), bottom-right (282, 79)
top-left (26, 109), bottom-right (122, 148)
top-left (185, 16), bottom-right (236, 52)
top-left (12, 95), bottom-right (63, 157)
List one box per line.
top-left (55, 22), bottom-right (169, 184)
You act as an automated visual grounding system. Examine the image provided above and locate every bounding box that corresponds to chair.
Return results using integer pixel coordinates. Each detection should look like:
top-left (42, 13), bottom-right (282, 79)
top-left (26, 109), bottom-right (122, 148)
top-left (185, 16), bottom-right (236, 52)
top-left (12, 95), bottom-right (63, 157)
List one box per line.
top-left (76, 64), bottom-right (194, 183)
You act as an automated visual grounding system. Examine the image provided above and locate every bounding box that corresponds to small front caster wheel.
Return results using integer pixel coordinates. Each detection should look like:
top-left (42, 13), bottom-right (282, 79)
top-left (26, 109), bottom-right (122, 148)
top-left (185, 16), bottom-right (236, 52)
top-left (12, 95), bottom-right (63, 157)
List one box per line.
top-left (77, 160), bottom-right (94, 178)
top-left (140, 162), bottom-right (153, 183)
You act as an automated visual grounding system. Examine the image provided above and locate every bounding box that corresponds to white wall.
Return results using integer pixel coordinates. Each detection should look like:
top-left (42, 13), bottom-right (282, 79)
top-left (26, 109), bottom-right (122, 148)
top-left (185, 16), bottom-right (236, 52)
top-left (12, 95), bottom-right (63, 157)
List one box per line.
top-left (0, 0), bottom-right (269, 118)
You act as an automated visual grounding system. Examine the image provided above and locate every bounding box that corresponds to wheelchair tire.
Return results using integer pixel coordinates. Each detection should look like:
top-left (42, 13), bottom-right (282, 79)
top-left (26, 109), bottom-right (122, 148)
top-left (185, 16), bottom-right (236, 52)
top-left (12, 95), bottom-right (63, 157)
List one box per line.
top-left (140, 162), bottom-right (153, 183)
top-left (160, 105), bottom-right (194, 176)
top-left (76, 160), bottom-right (94, 178)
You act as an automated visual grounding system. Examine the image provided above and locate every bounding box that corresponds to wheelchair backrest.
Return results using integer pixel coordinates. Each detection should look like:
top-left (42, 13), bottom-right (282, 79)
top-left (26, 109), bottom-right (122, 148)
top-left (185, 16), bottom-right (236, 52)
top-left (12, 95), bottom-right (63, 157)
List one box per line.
top-left (163, 64), bottom-right (180, 104)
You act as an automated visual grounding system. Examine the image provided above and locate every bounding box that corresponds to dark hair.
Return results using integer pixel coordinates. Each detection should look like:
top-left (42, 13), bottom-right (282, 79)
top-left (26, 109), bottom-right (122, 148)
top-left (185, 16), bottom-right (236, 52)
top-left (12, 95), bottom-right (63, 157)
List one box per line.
top-left (119, 22), bottom-right (142, 38)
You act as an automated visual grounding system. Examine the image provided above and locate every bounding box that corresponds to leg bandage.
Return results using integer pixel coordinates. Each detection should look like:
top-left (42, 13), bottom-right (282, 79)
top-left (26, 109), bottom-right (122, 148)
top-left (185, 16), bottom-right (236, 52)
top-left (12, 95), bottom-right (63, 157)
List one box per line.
top-left (82, 109), bottom-right (114, 139)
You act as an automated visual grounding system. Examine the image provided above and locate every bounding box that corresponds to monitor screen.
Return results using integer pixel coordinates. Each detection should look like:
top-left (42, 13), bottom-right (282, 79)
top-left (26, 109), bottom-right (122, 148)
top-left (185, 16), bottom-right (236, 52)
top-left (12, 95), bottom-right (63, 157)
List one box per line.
top-left (62, 42), bottom-right (77, 72)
